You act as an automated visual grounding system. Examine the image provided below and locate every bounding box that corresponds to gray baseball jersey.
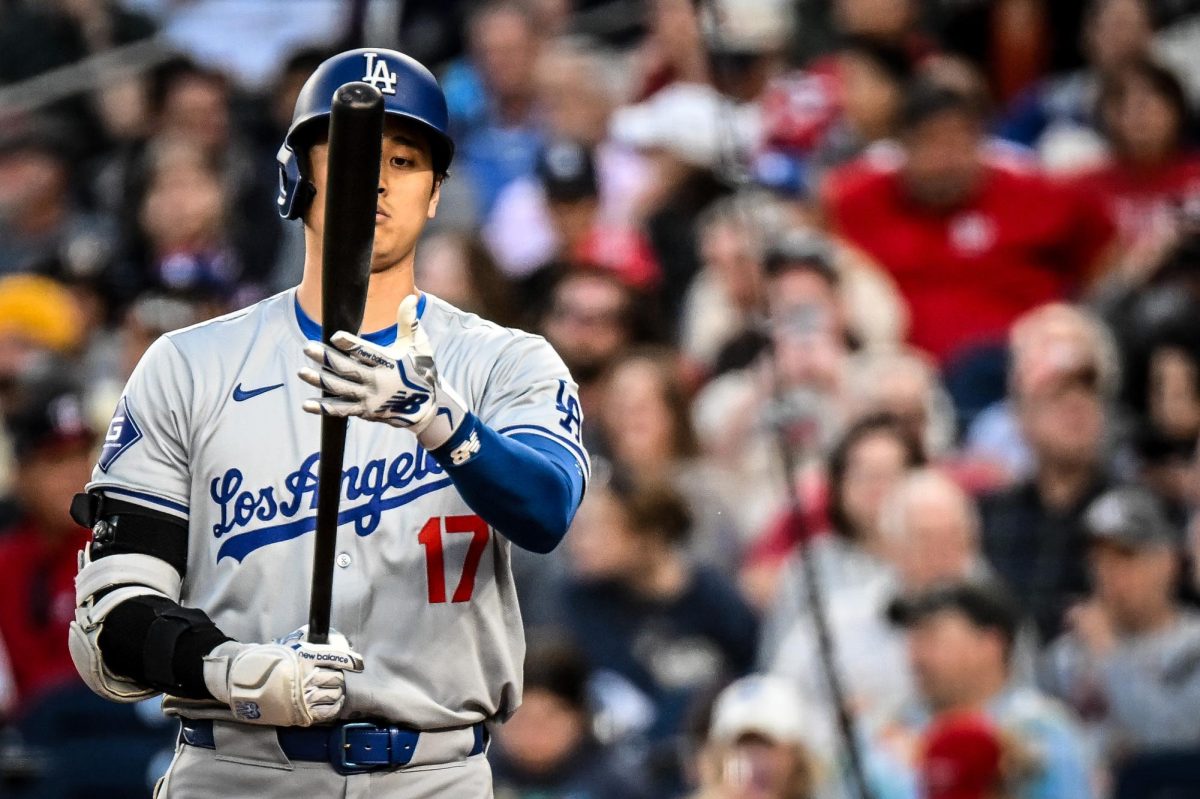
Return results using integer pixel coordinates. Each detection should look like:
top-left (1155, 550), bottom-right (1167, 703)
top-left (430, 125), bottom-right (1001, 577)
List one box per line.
top-left (88, 289), bottom-right (588, 729)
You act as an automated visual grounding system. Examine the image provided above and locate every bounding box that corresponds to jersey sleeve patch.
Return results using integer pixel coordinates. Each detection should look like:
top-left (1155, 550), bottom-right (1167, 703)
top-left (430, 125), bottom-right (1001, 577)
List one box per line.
top-left (98, 397), bottom-right (144, 473)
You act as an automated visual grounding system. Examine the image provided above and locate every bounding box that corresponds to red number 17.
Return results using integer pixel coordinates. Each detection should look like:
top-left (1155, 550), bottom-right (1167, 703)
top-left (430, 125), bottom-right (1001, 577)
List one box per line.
top-left (417, 515), bottom-right (490, 603)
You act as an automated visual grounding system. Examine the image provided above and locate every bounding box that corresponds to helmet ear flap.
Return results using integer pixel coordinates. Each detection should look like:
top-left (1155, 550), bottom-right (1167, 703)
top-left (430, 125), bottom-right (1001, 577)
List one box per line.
top-left (276, 143), bottom-right (315, 221)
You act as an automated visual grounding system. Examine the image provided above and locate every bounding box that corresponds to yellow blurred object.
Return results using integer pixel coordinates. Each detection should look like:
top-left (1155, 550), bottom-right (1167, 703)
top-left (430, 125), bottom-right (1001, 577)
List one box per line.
top-left (0, 274), bottom-right (83, 353)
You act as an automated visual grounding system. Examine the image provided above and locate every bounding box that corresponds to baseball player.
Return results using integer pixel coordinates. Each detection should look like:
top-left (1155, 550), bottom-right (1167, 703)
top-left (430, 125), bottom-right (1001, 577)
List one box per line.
top-left (67, 49), bottom-right (588, 798)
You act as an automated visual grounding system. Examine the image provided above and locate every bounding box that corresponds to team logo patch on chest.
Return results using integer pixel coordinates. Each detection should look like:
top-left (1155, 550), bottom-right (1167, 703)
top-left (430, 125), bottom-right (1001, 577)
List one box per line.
top-left (210, 448), bottom-right (451, 562)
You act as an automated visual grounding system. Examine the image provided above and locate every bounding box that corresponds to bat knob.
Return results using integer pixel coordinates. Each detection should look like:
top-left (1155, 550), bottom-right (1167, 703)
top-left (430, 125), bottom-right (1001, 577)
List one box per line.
top-left (333, 82), bottom-right (384, 112)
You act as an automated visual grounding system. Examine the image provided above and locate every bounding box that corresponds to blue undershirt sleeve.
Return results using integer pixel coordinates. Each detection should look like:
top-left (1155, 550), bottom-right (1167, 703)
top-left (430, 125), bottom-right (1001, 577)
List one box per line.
top-left (428, 413), bottom-right (584, 553)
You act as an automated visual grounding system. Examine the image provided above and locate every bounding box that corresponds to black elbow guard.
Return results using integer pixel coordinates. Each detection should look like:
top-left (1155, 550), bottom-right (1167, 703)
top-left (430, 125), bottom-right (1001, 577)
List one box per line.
top-left (72, 491), bottom-right (230, 698)
top-left (99, 596), bottom-right (231, 699)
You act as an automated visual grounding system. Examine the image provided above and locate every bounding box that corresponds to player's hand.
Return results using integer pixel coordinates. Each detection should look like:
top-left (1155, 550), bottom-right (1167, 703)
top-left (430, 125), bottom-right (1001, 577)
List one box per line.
top-left (203, 626), bottom-right (364, 727)
top-left (298, 294), bottom-right (468, 450)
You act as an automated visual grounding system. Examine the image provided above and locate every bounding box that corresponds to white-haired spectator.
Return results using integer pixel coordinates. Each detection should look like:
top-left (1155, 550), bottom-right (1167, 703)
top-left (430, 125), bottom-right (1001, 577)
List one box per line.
top-left (967, 302), bottom-right (1122, 481)
top-left (749, 415), bottom-right (926, 625)
top-left (767, 469), bottom-right (988, 734)
top-left (976, 303), bottom-right (1125, 643)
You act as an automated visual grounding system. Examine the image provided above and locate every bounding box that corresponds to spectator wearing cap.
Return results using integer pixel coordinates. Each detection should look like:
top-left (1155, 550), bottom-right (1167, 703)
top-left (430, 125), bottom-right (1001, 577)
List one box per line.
top-left (516, 139), bottom-right (661, 309)
top-left (977, 304), bottom-right (1121, 643)
top-left (824, 82), bottom-right (1115, 376)
top-left (490, 638), bottom-right (651, 799)
top-left (0, 377), bottom-right (97, 718)
top-left (878, 580), bottom-right (1094, 799)
top-left (698, 0), bottom-right (793, 105)
top-left (688, 674), bottom-right (829, 799)
top-left (918, 713), bottom-right (1007, 799)
top-left (680, 206), bottom-right (906, 382)
top-left (0, 274), bottom-right (84, 407)
top-left (0, 127), bottom-right (117, 277)
top-left (693, 232), bottom-right (865, 542)
top-left (1041, 487), bottom-right (1200, 764)
top-left (484, 42), bottom-right (654, 279)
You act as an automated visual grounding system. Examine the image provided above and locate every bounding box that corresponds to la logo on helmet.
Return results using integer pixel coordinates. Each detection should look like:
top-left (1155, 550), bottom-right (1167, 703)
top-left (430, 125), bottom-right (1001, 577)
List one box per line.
top-left (362, 52), bottom-right (398, 95)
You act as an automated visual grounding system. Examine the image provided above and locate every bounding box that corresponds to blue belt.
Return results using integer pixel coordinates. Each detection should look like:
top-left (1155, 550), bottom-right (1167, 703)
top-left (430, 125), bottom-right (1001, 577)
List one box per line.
top-left (179, 718), bottom-right (487, 775)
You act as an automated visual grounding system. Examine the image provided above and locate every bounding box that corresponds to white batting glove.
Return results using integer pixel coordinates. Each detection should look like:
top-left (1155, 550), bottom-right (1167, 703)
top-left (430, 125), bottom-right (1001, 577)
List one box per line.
top-left (299, 294), bottom-right (468, 451)
top-left (202, 626), bottom-right (363, 727)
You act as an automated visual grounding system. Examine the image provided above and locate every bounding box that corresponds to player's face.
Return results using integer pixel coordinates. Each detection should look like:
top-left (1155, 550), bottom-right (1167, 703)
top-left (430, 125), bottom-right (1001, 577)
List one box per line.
top-left (307, 117), bottom-right (441, 273)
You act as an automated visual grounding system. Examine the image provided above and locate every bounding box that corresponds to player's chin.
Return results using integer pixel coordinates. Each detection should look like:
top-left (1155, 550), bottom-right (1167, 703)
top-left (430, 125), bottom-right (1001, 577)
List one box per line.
top-left (369, 234), bottom-right (416, 271)
top-left (369, 255), bottom-right (403, 274)
top-left (368, 247), bottom-right (414, 273)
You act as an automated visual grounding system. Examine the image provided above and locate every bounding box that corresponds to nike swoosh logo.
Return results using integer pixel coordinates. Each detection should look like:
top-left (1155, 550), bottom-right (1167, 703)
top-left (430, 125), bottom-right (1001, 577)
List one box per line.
top-left (232, 382), bottom-right (285, 402)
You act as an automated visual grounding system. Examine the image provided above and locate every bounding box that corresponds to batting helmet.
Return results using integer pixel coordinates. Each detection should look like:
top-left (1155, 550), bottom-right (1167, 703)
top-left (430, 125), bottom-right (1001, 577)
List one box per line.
top-left (276, 48), bottom-right (455, 220)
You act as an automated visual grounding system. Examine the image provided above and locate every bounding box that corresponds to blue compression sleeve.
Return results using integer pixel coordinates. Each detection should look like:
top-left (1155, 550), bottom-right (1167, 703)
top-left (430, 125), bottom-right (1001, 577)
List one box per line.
top-left (429, 413), bottom-right (585, 553)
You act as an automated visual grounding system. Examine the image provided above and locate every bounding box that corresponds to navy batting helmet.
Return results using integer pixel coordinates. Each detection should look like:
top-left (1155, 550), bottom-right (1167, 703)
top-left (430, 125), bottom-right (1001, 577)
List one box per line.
top-left (276, 48), bottom-right (454, 220)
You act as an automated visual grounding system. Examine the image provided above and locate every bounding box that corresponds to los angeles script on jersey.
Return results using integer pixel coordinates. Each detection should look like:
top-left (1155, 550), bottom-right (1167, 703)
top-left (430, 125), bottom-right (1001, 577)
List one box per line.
top-left (210, 448), bottom-right (452, 563)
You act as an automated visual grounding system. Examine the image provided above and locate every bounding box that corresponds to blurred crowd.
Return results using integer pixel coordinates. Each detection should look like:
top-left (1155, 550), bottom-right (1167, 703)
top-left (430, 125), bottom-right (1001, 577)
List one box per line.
top-left (5, 0), bottom-right (1200, 797)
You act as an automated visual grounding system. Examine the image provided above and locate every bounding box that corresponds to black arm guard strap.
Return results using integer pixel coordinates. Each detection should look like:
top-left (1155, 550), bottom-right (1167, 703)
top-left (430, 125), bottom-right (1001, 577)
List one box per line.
top-left (70, 492), bottom-right (189, 577)
top-left (99, 596), bottom-right (232, 699)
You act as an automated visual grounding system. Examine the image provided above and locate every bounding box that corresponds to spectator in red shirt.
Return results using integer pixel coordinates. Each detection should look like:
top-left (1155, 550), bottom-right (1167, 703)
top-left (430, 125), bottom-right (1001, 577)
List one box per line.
top-left (1078, 58), bottom-right (1200, 285)
top-left (825, 82), bottom-right (1116, 369)
top-left (0, 375), bottom-right (95, 718)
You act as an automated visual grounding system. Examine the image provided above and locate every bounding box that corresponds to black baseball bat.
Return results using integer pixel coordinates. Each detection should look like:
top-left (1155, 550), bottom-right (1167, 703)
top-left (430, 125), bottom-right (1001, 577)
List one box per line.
top-left (308, 82), bottom-right (384, 645)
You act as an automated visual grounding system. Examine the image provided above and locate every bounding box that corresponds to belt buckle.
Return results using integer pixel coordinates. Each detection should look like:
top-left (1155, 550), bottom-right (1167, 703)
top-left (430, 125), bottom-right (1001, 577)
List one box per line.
top-left (331, 722), bottom-right (384, 774)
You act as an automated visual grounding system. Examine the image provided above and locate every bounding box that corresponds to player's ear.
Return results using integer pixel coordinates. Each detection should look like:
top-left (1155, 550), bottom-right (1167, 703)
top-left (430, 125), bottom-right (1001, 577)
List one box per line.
top-left (427, 175), bottom-right (443, 220)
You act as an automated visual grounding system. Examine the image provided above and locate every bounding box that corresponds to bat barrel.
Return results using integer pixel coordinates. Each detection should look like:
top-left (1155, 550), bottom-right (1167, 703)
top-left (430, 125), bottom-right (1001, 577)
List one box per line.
top-left (308, 81), bottom-right (384, 645)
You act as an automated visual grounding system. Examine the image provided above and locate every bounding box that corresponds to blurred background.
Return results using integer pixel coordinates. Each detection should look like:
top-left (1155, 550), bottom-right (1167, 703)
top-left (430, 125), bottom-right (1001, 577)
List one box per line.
top-left (4, 0), bottom-right (1200, 797)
